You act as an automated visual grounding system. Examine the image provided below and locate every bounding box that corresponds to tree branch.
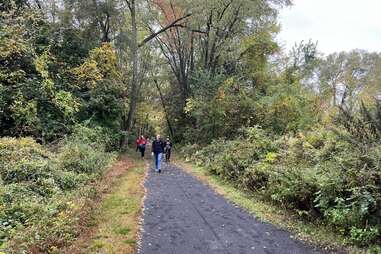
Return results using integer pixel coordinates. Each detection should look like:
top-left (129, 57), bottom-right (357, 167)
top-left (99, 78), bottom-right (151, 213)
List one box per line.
top-left (34, 0), bottom-right (42, 9)
top-left (124, 0), bottom-right (132, 13)
top-left (138, 13), bottom-right (192, 47)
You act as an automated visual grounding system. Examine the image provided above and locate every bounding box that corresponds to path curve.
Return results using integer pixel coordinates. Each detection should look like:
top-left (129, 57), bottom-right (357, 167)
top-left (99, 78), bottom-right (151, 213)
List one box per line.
top-left (140, 163), bottom-right (325, 254)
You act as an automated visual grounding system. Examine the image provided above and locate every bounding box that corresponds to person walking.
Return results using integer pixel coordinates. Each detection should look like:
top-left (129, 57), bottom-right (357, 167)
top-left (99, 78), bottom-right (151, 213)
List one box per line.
top-left (135, 137), bottom-right (140, 152)
top-left (137, 135), bottom-right (147, 159)
top-left (151, 134), bottom-right (165, 173)
top-left (164, 137), bottom-right (173, 162)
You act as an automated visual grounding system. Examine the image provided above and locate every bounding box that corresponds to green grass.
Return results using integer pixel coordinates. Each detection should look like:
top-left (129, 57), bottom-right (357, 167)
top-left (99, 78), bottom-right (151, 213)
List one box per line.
top-left (123, 239), bottom-right (137, 245)
top-left (115, 227), bottom-right (131, 236)
top-left (175, 160), bottom-right (378, 254)
top-left (83, 156), bottom-right (146, 254)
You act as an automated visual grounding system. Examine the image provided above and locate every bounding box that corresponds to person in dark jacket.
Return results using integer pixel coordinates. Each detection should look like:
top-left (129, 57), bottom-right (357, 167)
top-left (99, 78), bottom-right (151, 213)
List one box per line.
top-left (151, 134), bottom-right (165, 173)
top-left (164, 137), bottom-right (173, 162)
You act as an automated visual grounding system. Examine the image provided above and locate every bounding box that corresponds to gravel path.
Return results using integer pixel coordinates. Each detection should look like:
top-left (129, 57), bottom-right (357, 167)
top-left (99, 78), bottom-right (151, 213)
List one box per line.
top-left (140, 162), bottom-right (324, 254)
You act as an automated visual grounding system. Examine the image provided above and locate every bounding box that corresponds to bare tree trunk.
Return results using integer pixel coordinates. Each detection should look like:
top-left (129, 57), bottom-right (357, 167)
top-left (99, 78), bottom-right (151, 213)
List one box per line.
top-left (122, 0), bottom-right (138, 150)
top-left (332, 84), bottom-right (337, 106)
top-left (121, 0), bottom-right (191, 149)
top-left (51, 0), bottom-right (57, 24)
top-left (154, 79), bottom-right (174, 137)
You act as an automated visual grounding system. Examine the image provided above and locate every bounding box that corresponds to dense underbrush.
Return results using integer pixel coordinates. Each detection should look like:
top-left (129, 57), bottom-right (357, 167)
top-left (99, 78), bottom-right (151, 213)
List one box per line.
top-left (0, 125), bottom-right (117, 253)
top-left (181, 126), bottom-right (381, 248)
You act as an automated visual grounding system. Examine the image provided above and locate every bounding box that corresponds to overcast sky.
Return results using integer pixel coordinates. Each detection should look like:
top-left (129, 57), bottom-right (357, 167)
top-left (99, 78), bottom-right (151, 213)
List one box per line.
top-left (277, 0), bottom-right (381, 55)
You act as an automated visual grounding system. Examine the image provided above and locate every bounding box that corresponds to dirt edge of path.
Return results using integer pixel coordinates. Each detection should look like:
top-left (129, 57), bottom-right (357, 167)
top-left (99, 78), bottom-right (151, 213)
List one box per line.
top-left (61, 154), bottom-right (137, 254)
top-left (136, 160), bottom-right (150, 254)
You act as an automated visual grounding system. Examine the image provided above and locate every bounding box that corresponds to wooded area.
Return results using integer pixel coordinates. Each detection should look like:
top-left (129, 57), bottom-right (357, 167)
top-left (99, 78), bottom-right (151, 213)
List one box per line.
top-left (1, 0), bottom-right (381, 252)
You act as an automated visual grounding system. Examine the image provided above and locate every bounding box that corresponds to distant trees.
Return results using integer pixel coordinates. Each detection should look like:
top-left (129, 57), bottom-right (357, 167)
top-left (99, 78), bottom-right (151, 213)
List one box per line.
top-left (317, 50), bottom-right (381, 110)
top-left (1, 0), bottom-right (380, 146)
top-left (175, 36), bottom-right (381, 142)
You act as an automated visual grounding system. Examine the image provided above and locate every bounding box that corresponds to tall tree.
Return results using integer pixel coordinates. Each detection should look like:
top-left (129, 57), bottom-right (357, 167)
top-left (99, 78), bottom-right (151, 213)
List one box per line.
top-left (318, 50), bottom-right (380, 110)
top-left (120, 0), bottom-right (191, 148)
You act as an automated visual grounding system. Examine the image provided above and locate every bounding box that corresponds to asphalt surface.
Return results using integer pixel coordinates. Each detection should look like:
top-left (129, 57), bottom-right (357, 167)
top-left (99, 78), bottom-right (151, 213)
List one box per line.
top-left (140, 162), bottom-right (324, 254)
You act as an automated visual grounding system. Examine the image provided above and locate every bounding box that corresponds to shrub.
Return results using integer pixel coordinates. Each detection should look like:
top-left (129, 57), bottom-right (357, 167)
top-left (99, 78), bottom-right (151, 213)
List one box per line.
top-left (4, 195), bottom-right (82, 254)
top-left (69, 124), bottom-right (121, 152)
top-left (0, 183), bottom-right (47, 241)
top-left (56, 125), bottom-right (116, 174)
top-left (0, 158), bottom-right (52, 184)
top-left (240, 162), bottom-right (273, 192)
top-left (179, 144), bottom-right (201, 162)
top-left (349, 226), bottom-right (379, 246)
top-left (0, 126), bottom-right (116, 251)
top-left (186, 126), bottom-right (381, 246)
top-left (54, 171), bottom-right (90, 191)
top-left (0, 137), bottom-right (51, 163)
top-left (268, 166), bottom-right (319, 211)
top-left (56, 142), bottom-right (110, 174)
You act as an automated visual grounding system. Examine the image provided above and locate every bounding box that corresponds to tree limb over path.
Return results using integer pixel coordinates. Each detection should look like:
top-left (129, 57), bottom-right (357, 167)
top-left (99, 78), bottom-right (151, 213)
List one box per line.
top-left (138, 13), bottom-right (192, 48)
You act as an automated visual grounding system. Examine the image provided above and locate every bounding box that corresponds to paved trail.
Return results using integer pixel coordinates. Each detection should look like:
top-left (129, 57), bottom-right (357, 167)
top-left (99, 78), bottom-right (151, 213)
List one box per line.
top-left (140, 163), bottom-right (324, 254)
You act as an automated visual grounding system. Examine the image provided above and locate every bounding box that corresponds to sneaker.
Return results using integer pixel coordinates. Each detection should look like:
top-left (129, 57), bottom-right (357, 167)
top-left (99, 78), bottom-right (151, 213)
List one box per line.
top-left (158, 169), bottom-right (161, 173)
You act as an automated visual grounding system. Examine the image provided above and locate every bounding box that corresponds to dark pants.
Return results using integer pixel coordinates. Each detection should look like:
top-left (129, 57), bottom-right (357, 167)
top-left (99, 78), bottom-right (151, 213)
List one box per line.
top-left (165, 149), bottom-right (171, 161)
top-left (139, 146), bottom-right (145, 158)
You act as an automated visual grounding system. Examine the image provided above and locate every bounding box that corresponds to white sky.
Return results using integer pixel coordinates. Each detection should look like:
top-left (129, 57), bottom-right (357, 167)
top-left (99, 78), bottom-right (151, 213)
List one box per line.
top-left (277, 0), bottom-right (381, 55)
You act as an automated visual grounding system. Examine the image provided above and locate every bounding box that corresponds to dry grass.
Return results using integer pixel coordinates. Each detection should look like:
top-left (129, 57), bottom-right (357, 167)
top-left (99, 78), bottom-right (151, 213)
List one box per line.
top-left (85, 161), bottom-right (145, 254)
top-left (64, 154), bottom-right (146, 254)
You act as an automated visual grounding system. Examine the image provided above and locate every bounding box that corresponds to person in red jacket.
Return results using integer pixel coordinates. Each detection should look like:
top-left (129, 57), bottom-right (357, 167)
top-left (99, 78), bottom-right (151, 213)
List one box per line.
top-left (136, 137), bottom-right (140, 152)
top-left (136, 135), bottom-right (147, 159)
